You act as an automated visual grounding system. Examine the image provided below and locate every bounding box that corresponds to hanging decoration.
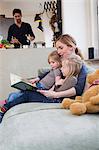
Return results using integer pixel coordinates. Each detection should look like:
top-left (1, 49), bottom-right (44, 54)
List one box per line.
top-left (44, 1), bottom-right (57, 19)
top-left (34, 0), bottom-right (62, 42)
top-left (44, 0), bottom-right (62, 42)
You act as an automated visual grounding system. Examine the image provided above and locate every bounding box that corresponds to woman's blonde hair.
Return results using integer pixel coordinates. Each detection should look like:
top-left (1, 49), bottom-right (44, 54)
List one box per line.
top-left (62, 54), bottom-right (83, 77)
top-left (55, 34), bottom-right (84, 59)
top-left (48, 50), bottom-right (62, 67)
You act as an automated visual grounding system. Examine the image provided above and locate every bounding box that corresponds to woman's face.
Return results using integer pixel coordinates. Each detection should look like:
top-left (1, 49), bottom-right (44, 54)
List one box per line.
top-left (56, 41), bottom-right (74, 59)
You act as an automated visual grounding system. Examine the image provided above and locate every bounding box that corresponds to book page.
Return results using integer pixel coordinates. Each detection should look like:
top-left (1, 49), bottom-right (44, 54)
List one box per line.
top-left (10, 73), bottom-right (22, 85)
top-left (10, 73), bottom-right (36, 88)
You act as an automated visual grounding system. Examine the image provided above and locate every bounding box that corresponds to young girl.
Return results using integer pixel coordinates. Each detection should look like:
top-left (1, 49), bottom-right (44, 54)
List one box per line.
top-left (30, 50), bottom-right (62, 90)
top-left (54, 54), bottom-right (83, 92)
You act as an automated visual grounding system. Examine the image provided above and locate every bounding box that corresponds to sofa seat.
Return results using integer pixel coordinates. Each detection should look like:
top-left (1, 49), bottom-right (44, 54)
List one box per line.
top-left (0, 103), bottom-right (99, 150)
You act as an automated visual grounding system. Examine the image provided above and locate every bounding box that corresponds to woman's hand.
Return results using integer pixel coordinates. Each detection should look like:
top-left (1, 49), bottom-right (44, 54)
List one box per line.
top-left (38, 90), bottom-right (56, 98)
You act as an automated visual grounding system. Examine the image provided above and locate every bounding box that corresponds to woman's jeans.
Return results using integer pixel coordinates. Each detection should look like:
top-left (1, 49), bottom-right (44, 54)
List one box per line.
top-left (4, 90), bottom-right (62, 111)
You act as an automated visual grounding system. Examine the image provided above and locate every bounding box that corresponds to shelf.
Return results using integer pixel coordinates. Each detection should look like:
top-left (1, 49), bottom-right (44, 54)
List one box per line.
top-left (85, 58), bottom-right (99, 62)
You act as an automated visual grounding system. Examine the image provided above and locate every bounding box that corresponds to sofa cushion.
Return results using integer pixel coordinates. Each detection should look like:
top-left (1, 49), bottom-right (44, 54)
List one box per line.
top-left (0, 103), bottom-right (99, 150)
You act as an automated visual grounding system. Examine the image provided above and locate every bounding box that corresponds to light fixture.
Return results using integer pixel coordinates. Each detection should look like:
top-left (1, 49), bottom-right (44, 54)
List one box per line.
top-left (34, 2), bottom-right (45, 32)
top-left (37, 21), bottom-right (43, 32)
top-left (34, 14), bottom-right (43, 32)
top-left (34, 14), bottom-right (42, 22)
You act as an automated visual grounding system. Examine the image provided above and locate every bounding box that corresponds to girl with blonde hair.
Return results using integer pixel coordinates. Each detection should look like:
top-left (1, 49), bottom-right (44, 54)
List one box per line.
top-left (54, 54), bottom-right (83, 92)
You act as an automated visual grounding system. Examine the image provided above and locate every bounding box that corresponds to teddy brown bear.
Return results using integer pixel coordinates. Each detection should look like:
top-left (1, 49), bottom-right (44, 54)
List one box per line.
top-left (61, 69), bottom-right (99, 115)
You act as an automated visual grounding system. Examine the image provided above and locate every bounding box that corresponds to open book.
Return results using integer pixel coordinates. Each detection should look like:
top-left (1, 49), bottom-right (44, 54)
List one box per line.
top-left (10, 73), bottom-right (38, 91)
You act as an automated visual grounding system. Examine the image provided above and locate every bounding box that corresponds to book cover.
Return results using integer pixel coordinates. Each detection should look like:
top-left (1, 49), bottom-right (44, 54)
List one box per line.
top-left (10, 73), bottom-right (37, 91)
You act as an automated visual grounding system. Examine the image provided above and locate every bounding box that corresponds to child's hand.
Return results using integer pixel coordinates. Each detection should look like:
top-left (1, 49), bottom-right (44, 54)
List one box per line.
top-left (55, 79), bottom-right (64, 86)
top-left (29, 77), bottom-right (40, 84)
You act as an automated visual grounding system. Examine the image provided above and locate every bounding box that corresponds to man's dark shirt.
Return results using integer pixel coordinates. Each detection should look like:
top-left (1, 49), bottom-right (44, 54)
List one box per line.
top-left (7, 22), bottom-right (35, 48)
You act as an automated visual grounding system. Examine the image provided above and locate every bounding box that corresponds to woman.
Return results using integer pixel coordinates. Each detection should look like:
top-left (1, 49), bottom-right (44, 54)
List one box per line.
top-left (38, 34), bottom-right (87, 98)
top-left (0, 34), bottom-right (87, 123)
top-left (55, 34), bottom-right (87, 97)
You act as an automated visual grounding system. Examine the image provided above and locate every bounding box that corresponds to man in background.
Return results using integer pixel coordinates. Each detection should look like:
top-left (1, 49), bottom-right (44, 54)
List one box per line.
top-left (7, 8), bottom-right (35, 48)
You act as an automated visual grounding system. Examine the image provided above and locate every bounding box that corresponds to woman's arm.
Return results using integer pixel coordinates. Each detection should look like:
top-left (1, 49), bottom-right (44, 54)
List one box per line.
top-left (54, 87), bottom-right (76, 98)
top-left (74, 64), bottom-right (87, 95)
top-left (38, 87), bottom-right (76, 99)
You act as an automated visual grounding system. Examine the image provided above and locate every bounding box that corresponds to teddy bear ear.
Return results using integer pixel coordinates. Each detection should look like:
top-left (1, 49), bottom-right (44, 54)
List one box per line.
top-left (87, 69), bottom-right (99, 84)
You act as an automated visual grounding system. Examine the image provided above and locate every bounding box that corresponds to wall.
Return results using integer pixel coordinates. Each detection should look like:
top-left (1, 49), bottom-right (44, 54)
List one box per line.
top-left (62, 0), bottom-right (99, 59)
top-left (89, 0), bottom-right (99, 58)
